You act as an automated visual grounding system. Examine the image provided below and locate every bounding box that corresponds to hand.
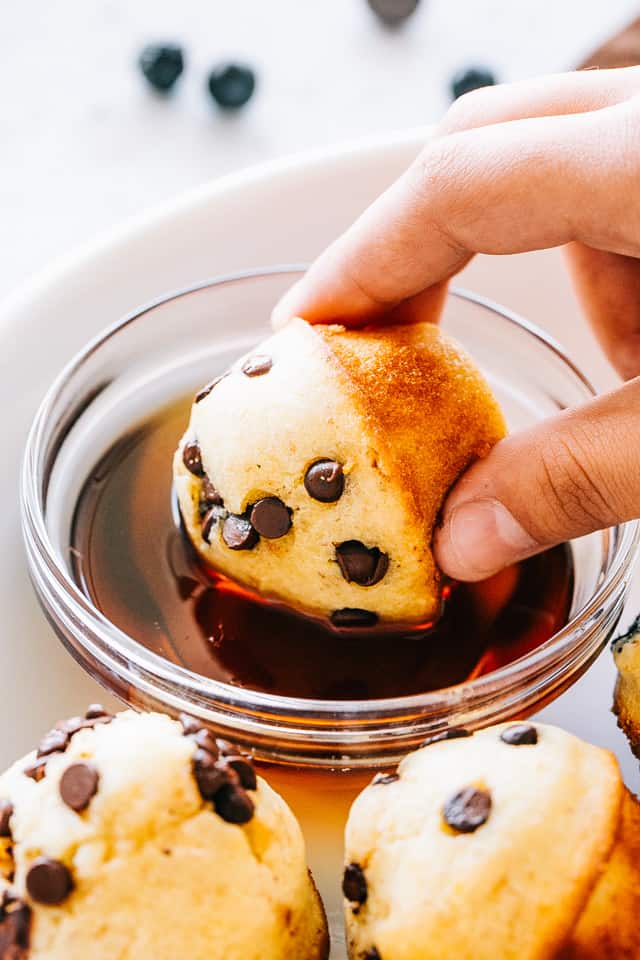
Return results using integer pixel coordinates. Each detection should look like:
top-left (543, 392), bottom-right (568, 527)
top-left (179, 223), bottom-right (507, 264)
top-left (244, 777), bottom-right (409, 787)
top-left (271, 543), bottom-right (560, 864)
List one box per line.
top-left (272, 67), bottom-right (640, 581)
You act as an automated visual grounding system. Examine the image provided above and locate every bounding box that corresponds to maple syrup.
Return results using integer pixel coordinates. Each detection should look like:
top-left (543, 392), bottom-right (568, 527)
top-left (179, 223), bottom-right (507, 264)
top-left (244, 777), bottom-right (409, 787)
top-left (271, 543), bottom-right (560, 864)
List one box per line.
top-left (71, 397), bottom-right (573, 701)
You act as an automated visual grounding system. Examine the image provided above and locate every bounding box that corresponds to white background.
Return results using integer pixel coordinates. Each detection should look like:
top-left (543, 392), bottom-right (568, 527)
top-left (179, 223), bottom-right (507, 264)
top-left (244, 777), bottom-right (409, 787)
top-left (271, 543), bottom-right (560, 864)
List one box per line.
top-left (1, 10), bottom-right (639, 946)
top-left (1, 0), bottom-right (637, 298)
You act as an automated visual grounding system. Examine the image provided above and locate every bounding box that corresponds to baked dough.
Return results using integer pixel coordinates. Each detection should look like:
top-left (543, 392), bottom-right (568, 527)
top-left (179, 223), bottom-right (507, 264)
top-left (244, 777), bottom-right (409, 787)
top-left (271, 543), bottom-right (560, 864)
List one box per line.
top-left (174, 319), bottom-right (506, 626)
top-left (343, 722), bottom-right (640, 959)
top-left (613, 613), bottom-right (640, 756)
top-left (0, 708), bottom-right (328, 960)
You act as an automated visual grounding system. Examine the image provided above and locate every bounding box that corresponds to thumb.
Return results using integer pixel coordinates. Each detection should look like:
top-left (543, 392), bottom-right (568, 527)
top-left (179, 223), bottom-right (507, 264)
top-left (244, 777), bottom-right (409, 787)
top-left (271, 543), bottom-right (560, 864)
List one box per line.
top-left (434, 378), bottom-right (640, 581)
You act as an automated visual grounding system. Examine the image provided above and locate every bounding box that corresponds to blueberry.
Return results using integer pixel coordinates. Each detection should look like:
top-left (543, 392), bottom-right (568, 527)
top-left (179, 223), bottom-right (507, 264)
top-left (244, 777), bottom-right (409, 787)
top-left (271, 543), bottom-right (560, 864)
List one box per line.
top-left (138, 43), bottom-right (184, 92)
top-left (450, 66), bottom-right (496, 101)
top-left (367, 0), bottom-right (419, 24)
top-left (207, 63), bottom-right (256, 110)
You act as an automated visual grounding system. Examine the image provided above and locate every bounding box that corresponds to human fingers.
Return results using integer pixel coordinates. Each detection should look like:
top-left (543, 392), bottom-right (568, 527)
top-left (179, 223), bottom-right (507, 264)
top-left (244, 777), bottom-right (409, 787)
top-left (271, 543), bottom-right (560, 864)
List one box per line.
top-left (272, 94), bottom-right (640, 328)
top-left (433, 377), bottom-right (640, 580)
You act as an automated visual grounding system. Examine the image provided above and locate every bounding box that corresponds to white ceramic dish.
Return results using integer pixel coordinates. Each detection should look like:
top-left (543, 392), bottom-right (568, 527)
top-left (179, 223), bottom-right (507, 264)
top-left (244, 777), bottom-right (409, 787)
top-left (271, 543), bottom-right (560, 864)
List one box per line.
top-left (0, 129), bottom-right (431, 760)
top-left (2, 129), bottom-right (639, 958)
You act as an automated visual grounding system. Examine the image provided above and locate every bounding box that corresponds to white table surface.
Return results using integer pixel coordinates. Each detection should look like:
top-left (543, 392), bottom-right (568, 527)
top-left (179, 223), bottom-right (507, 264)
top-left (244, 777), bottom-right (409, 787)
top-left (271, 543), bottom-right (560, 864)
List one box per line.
top-left (1, 0), bottom-right (637, 299)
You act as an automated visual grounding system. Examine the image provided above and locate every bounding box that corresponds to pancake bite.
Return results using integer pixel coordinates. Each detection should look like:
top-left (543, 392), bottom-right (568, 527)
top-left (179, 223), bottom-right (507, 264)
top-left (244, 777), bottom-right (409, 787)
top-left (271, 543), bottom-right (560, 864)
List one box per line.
top-left (613, 614), bottom-right (640, 755)
top-left (0, 708), bottom-right (328, 960)
top-left (174, 319), bottom-right (506, 627)
top-left (343, 722), bottom-right (640, 960)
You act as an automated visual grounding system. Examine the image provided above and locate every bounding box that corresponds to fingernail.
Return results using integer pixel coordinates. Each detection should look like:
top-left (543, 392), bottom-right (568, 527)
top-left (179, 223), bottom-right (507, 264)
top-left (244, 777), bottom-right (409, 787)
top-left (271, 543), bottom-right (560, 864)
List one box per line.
top-left (436, 498), bottom-right (539, 581)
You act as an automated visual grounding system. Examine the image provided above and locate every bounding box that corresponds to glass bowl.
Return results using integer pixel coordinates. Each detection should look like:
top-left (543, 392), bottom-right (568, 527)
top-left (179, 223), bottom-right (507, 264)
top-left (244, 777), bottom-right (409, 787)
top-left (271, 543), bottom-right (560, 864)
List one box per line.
top-left (21, 267), bottom-right (639, 766)
top-left (21, 268), bottom-right (640, 957)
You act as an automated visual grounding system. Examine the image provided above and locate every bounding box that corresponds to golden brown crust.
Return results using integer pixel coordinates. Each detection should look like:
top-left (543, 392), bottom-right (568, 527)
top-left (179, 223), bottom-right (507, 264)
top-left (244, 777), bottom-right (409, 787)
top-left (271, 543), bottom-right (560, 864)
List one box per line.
top-left (315, 322), bottom-right (507, 536)
top-left (560, 788), bottom-right (640, 959)
top-left (612, 619), bottom-right (640, 758)
top-left (545, 750), bottom-right (624, 960)
top-left (613, 678), bottom-right (640, 759)
top-left (308, 871), bottom-right (331, 960)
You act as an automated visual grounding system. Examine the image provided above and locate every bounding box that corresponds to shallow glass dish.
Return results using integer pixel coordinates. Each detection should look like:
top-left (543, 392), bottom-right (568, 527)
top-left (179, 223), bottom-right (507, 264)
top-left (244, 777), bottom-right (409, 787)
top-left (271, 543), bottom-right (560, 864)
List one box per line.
top-left (20, 268), bottom-right (640, 956)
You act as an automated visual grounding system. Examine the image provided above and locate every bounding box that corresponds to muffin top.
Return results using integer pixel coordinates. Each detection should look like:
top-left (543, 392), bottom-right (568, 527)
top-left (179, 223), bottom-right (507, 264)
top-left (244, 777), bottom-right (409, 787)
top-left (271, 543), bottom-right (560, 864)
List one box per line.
top-left (0, 709), bottom-right (327, 960)
top-left (175, 318), bottom-right (505, 626)
top-left (344, 722), bottom-right (622, 960)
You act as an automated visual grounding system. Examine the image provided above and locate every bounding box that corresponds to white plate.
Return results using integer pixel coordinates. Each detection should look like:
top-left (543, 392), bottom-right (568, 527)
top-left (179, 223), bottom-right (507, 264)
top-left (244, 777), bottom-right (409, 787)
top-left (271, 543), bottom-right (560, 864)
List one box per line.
top-left (0, 129), bottom-right (430, 760)
top-left (1, 130), bottom-right (639, 957)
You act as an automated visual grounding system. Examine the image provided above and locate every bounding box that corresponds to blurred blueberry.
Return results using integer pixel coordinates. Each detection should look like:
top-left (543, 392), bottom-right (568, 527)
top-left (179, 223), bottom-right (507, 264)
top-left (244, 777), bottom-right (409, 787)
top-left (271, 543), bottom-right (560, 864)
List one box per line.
top-left (207, 63), bottom-right (256, 110)
top-left (367, 0), bottom-right (419, 24)
top-left (451, 66), bottom-right (496, 101)
top-left (138, 43), bottom-right (184, 93)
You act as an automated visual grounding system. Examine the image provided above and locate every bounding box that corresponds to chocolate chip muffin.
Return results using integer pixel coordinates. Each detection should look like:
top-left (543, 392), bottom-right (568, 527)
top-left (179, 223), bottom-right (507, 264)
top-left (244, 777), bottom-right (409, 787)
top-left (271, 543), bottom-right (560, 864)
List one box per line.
top-left (0, 709), bottom-right (328, 960)
top-left (174, 319), bottom-right (506, 627)
top-left (613, 614), bottom-right (640, 756)
top-left (343, 723), bottom-right (640, 960)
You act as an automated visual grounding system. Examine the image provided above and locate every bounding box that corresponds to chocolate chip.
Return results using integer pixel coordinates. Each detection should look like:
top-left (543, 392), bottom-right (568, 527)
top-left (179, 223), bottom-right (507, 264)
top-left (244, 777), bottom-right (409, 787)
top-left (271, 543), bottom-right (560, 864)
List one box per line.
top-left (58, 712), bottom-right (112, 737)
top-left (189, 729), bottom-right (258, 808)
top-left (421, 728), bottom-right (472, 748)
top-left (443, 787), bottom-right (492, 834)
top-left (201, 507), bottom-right (221, 544)
top-left (195, 375), bottom-right (225, 404)
top-left (84, 705), bottom-right (111, 720)
top-left (58, 716), bottom-right (84, 734)
top-left (190, 728), bottom-right (219, 759)
top-left (500, 724), bottom-right (538, 746)
top-left (216, 739), bottom-right (254, 768)
top-left (26, 858), bottom-right (73, 905)
top-left (0, 803), bottom-right (12, 839)
top-left (222, 514), bottom-right (259, 550)
top-left (213, 783), bottom-right (255, 824)
top-left (336, 541), bottom-right (388, 586)
top-left (182, 440), bottom-right (205, 477)
top-left (179, 713), bottom-right (202, 736)
top-left (23, 761), bottom-right (46, 783)
top-left (199, 496), bottom-right (225, 524)
top-left (193, 749), bottom-right (229, 800)
top-left (59, 763), bottom-right (99, 813)
top-left (250, 498), bottom-right (291, 539)
top-left (201, 477), bottom-right (223, 507)
top-left (222, 756), bottom-right (257, 791)
top-left (342, 863), bottom-right (367, 904)
top-left (88, 715), bottom-right (114, 728)
top-left (330, 609), bottom-right (378, 628)
top-left (37, 729), bottom-right (69, 759)
top-left (241, 355), bottom-right (272, 377)
top-left (304, 460), bottom-right (344, 502)
top-left (372, 772), bottom-right (399, 786)
top-left (0, 895), bottom-right (31, 955)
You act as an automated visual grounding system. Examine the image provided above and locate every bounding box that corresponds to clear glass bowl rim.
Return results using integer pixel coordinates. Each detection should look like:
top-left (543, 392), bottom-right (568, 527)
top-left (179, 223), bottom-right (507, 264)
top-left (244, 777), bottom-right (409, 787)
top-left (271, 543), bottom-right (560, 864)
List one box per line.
top-left (20, 266), bottom-right (640, 735)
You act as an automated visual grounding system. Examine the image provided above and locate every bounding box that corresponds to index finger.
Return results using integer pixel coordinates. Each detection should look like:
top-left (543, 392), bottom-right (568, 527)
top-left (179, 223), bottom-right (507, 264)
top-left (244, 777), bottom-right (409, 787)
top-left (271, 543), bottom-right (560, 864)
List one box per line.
top-left (272, 93), bottom-right (640, 328)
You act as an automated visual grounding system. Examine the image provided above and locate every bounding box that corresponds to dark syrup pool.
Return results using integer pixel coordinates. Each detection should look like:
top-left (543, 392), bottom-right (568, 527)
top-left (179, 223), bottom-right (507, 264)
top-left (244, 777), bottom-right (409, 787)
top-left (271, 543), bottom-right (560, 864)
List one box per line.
top-left (71, 397), bottom-right (573, 701)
